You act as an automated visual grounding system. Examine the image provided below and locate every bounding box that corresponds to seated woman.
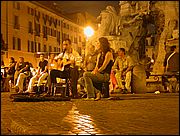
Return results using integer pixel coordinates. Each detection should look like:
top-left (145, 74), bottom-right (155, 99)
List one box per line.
top-left (83, 37), bottom-right (114, 101)
top-left (13, 61), bottom-right (31, 93)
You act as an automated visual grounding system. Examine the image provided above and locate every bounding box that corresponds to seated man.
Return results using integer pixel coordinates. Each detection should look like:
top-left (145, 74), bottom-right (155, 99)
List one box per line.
top-left (25, 54), bottom-right (48, 94)
top-left (49, 39), bottom-right (75, 97)
top-left (162, 45), bottom-right (179, 92)
top-left (112, 48), bottom-right (134, 93)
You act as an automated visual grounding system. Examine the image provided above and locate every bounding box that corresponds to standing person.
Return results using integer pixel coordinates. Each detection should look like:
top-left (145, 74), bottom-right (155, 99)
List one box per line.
top-left (163, 45), bottom-right (179, 73)
top-left (162, 45), bottom-right (179, 92)
top-left (112, 48), bottom-right (134, 94)
top-left (83, 37), bottom-right (114, 100)
top-left (49, 39), bottom-right (75, 96)
top-left (25, 54), bottom-right (48, 94)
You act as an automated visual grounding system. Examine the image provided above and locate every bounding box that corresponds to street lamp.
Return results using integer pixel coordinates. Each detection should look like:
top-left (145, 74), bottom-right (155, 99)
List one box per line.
top-left (84, 26), bottom-right (94, 39)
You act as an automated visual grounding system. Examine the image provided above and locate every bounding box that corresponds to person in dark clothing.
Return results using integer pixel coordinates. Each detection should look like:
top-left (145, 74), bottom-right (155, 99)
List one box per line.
top-left (3, 57), bottom-right (16, 92)
top-left (25, 54), bottom-right (48, 93)
top-left (162, 45), bottom-right (179, 92)
top-left (12, 60), bottom-right (31, 93)
top-left (14, 57), bottom-right (27, 85)
top-left (83, 37), bottom-right (114, 101)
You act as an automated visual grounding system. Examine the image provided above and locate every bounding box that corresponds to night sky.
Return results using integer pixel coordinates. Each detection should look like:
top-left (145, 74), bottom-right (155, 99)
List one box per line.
top-left (55, 1), bottom-right (120, 17)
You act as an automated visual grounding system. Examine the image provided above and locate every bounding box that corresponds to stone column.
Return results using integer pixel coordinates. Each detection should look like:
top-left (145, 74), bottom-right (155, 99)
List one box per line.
top-left (152, 1), bottom-right (179, 74)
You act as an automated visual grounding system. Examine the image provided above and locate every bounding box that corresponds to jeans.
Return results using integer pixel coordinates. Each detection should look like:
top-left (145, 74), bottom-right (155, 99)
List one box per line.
top-left (16, 72), bottom-right (31, 92)
top-left (26, 72), bottom-right (48, 92)
top-left (83, 72), bottom-right (110, 98)
top-left (50, 69), bottom-right (69, 83)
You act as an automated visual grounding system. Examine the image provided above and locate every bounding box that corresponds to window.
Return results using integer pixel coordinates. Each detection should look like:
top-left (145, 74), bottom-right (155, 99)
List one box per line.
top-left (28, 40), bottom-right (30, 52)
top-left (12, 37), bottom-right (21, 50)
top-left (31, 41), bottom-right (34, 52)
top-left (14, 15), bottom-right (20, 29)
top-left (17, 38), bottom-right (21, 50)
top-left (38, 43), bottom-right (41, 52)
top-left (63, 23), bottom-right (66, 28)
top-left (74, 37), bottom-right (77, 44)
top-left (43, 26), bottom-right (47, 38)
top-left (79, 36), bottom-right (81, 42)
top-left (27, 7), bottom-right (31, 14)
top-left (70, 26), bottom-right (73, 31)
top-left (57, 31), bottom-right (60, 42)
top-left (49, 46), bottom-right (52, 52)
top-left (44, 45), bottom-right (47, 52)
top-left (31, 8), bottom-right (34, 16)
top-left (54, 47), bottom-right (56, 52)
top-left (13, 2), bottom-right (20, 10)
top-left (58, 20), bottom-right (61, 26)
top-left (71, 36), bottom-right (73, 43)
top-left (35, 23), bottom-right (40, 36)
top-left (50, 28), bottom-right (53, 36)
top-left (34, 42), bottom-right (37, 52)
top-left (13, 37), bottom-right (16, 50)
top-left (74, 27), bottom-right (77, 32)
top-left (67, 24), bottom-right (69, 29)
top-left (17, 2), bottom-right (20, 10)
top-left (47, 27), bottom-right (50, 35)
top-left (28, 21), bottom-right (33, 34)
top-left (54, 30), bottom-right (56, 37)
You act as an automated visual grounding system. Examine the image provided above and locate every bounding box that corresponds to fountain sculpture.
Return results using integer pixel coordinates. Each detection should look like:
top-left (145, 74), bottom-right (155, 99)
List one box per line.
top-left (86, 1), bottom-right (179, 93)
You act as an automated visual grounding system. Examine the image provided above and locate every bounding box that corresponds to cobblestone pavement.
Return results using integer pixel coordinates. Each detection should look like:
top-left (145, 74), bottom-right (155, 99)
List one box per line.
top-left (1, 92), bottom-right (179, 135)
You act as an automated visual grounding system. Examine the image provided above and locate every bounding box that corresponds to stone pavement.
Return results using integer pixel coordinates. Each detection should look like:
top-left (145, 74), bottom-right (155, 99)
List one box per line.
top-left (1, 91), bottom-right (179, 135)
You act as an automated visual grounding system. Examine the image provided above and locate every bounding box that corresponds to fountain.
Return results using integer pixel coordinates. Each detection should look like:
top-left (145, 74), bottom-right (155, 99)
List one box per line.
top-left (86, 1), bottom-right (179, 93)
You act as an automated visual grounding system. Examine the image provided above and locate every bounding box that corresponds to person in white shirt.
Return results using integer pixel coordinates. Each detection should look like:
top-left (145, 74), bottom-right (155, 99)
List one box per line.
top-left (49, 39), bottom-right (75, 96)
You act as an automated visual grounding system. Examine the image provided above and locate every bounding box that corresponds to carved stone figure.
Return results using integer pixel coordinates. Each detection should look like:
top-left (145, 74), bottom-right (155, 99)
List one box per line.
top-left (152, 1), bottom-right (179, 74)
top-left (96, 6), bottom-right (118, 36)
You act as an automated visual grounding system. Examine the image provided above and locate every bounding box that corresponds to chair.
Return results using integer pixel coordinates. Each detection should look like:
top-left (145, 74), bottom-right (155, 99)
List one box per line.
top-left (51, 68), bottom-right (71, 97)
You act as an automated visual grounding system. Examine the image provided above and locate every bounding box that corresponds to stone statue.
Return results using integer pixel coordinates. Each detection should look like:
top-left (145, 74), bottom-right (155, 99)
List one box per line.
top-left (152, 1), bottom-right (179, 74)
top-left (96, 6), bottom-right (118, 36)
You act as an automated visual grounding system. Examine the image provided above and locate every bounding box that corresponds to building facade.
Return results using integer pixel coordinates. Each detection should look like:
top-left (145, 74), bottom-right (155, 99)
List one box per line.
top-left (1, 1), bottom-right (86, 67)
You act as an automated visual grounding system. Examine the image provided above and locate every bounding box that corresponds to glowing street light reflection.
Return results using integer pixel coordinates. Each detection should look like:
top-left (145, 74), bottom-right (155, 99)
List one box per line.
top-left (84, 26), bottom-right (94, 38)
top-left (62, 104), bottom-right (101, 135)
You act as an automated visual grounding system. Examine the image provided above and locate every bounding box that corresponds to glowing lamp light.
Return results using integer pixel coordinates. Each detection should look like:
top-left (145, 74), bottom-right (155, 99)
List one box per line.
top-left (84, 26), bottom-right (94, 38)
top-left (151, 59), bottom-right (154, 63)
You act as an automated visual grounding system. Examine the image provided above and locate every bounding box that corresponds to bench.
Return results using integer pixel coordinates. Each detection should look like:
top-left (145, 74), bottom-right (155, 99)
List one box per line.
top-left (146, 73), bottom-right (179, 93)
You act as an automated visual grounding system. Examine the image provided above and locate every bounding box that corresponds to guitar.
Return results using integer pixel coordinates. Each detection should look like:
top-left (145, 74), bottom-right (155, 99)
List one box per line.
top-left (57, 58), bottom-right (70, 71)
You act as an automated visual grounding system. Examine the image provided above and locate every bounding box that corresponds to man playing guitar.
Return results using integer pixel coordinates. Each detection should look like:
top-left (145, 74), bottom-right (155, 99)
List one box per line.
top-left (49, 39), bottom-right (75, 96)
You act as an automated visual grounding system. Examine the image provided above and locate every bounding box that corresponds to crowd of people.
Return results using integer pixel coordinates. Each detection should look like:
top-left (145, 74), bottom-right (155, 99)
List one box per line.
top-left (1, 37), bottom-right (179, 100)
